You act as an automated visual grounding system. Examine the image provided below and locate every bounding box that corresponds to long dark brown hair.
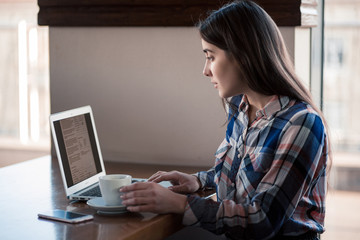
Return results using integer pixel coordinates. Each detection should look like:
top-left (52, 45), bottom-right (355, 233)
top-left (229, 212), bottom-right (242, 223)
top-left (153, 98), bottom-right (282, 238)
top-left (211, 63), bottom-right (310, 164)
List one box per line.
top-left (198, 0), bottom-right (315, 107)
top-left (197, 0), bottom-right (332, 171)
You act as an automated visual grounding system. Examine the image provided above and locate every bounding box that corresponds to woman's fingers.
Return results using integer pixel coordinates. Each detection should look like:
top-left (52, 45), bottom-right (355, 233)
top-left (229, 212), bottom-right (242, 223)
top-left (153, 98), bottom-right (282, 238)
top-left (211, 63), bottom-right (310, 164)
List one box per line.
top-left (120, 182), bottom-right (157, 209)
top-left (148, 171), bottom-right (200, 194)
top-left (121, 190), bottom-right (150, 200)
top-left (148, 171), bottom-right (167, 181)
top-left (148, 171), bottom-right (180, 184)
top-left (119, 181), bottom-right (187, 214)
top-left (120, 182), bottom-right (149, 192)
top-left (122, 195), bottom-right (155, 206)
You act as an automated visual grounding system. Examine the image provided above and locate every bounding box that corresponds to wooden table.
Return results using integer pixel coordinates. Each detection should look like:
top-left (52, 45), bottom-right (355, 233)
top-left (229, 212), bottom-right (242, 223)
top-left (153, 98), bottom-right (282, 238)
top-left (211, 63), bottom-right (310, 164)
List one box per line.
top-left (0, 156), bottom-right (214, 240)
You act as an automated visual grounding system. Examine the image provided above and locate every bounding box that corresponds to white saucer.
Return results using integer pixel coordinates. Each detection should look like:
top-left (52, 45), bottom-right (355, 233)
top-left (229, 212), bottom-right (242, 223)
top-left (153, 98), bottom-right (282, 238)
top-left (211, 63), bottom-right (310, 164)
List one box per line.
top-left (87, 197), bottom-right (127, 215)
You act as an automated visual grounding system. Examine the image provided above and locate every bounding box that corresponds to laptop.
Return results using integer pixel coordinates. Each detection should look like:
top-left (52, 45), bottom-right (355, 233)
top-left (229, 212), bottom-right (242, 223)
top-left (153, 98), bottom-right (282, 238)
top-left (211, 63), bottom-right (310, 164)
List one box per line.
top-left (50, 105), bottom-right (154, 201)
top-left (50, 106), bottom-right (107, 200)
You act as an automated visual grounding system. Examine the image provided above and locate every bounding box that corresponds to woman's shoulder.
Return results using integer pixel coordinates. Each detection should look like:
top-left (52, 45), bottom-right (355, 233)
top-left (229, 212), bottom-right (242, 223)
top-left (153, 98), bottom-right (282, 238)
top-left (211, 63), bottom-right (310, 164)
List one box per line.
top-left (277, 99), bottom-right (324, 129)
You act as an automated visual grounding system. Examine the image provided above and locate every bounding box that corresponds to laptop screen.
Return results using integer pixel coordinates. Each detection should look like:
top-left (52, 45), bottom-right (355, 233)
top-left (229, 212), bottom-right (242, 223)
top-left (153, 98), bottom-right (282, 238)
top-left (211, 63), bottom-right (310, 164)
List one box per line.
top-left (53, 113), bottom-right (102, 188)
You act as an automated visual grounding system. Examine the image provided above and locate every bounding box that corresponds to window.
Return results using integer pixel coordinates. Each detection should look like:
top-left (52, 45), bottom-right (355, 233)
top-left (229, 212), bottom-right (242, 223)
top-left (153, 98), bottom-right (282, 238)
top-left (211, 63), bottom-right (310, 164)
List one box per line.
top-left (325, 38), bottom-right (344, 68)
top-left (324, 0), bottom-right (360, 162)
top-left (0, 0), bottom-right (50, 151)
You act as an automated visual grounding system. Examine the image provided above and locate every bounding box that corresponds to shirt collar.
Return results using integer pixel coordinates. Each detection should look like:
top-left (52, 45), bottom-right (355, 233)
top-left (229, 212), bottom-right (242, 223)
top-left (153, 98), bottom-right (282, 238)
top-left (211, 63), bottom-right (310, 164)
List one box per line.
top-left (237, 95), bottom-right (291, 120)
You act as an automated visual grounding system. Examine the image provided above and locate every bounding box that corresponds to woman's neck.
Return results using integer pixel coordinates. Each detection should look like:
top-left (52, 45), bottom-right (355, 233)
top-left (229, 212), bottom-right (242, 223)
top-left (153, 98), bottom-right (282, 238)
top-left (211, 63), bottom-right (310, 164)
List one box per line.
top-left (245, 91), bottom-right (275, 124)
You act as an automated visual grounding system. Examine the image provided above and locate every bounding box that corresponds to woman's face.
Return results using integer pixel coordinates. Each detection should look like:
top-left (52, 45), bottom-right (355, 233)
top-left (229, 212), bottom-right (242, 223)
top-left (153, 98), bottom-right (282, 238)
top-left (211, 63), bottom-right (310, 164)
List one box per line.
top-left (201, 39), bottom-right (247, 98)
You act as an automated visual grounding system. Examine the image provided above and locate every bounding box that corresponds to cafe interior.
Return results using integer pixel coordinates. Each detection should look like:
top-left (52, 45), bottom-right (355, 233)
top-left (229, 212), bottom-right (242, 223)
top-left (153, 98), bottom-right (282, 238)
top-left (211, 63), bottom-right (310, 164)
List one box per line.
top-left (0, 0), bottom-right (359, 239)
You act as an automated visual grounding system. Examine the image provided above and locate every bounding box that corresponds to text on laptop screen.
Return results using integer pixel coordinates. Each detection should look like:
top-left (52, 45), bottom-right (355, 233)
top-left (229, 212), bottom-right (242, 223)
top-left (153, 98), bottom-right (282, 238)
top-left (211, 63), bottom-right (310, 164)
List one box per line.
top-left (53, 113), bottom-right (102, 187)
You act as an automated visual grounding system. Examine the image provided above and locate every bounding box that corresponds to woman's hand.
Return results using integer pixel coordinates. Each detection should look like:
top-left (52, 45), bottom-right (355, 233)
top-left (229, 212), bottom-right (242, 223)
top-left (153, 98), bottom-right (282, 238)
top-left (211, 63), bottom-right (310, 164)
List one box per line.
top-left (148, 171), bottom-right (201, 194)
top-left (120, 182), bottom-right (187, 214)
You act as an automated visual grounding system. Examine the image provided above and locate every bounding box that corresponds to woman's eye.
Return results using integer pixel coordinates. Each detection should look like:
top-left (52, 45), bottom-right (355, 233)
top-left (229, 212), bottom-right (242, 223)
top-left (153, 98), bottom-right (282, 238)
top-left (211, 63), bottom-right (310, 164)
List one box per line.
top-left (206, 56), bottom-right (214, 61)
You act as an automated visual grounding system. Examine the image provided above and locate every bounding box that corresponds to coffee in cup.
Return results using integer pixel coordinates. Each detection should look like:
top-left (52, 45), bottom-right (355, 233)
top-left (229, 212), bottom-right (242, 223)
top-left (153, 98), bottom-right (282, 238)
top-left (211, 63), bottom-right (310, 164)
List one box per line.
top-left (99, 174), bottom-right (132, 206)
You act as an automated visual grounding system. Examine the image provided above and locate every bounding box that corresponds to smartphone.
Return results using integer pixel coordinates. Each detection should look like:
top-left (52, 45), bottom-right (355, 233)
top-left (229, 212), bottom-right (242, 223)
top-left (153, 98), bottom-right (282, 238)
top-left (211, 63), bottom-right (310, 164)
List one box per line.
top-left (38, 209), bottom-right (93, 223)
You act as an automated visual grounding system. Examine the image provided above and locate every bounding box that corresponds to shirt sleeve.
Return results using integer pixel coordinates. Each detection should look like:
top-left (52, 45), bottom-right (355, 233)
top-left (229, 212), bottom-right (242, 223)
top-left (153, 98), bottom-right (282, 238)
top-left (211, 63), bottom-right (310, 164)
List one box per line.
top-left (193, 136), bottom-right (231, 190)
top-left (195, 167), bottom-right (217, 190)
top-left (182, 111), bottom-right (327, 239)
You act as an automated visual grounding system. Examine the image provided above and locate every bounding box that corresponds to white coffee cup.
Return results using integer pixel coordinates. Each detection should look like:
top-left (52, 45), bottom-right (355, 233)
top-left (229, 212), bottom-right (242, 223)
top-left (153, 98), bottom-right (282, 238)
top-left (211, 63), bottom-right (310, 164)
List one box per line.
top-left (99, 174), bottom-right (132, 206)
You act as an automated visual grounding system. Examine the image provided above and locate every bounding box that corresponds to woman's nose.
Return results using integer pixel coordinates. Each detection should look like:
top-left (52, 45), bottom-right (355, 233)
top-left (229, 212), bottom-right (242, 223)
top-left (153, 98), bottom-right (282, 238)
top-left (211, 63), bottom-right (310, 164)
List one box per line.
top-left (203, 64), bottom-right (211, 77)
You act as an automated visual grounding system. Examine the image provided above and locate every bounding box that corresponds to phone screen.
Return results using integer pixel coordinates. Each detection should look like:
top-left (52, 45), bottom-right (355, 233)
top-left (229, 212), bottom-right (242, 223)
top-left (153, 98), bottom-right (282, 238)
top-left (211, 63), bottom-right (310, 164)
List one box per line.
top-left (38, 209), bottom-right (93, 223)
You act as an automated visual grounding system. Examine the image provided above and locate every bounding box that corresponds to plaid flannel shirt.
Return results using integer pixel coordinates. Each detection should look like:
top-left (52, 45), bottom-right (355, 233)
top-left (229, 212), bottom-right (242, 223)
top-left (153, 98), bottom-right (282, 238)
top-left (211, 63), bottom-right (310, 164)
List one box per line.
top-left (183, 95), bottom-right (328, 240)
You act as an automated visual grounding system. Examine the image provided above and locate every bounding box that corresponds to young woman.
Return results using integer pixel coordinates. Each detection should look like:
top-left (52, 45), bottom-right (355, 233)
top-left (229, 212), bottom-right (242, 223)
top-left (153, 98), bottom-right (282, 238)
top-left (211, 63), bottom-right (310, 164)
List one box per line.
top-left (120, 1), bottom-right (329, 239)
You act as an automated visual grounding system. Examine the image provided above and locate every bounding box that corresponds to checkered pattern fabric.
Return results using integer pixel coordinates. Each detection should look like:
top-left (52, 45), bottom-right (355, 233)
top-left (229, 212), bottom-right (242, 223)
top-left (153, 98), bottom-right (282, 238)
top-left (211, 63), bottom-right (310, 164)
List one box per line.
top-left (183, 95), bottom-right (328, 240)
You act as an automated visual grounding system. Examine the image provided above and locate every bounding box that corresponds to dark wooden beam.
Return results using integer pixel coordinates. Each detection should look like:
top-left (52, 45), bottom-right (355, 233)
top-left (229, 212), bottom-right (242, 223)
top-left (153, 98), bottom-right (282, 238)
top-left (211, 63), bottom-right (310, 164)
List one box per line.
top-left (38, 0), bottom-right (318, 27)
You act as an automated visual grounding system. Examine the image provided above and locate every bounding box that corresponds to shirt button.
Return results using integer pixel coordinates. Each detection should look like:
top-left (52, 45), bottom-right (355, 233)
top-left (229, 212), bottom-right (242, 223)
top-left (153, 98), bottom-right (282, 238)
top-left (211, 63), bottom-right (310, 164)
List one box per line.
top-left (231, 183), bottom-right (235, 187)
top-left (237, 154), bottom-right (241, 158)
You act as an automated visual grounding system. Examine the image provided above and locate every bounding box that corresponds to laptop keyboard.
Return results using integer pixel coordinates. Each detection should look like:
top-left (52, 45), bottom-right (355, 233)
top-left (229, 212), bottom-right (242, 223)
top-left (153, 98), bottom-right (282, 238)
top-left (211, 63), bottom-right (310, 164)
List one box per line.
top-left (80, 185), bottom-right (102, 197)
